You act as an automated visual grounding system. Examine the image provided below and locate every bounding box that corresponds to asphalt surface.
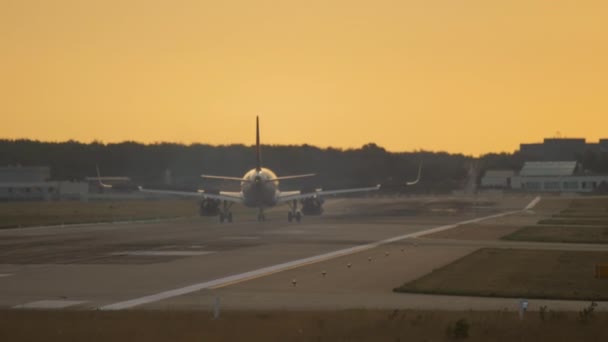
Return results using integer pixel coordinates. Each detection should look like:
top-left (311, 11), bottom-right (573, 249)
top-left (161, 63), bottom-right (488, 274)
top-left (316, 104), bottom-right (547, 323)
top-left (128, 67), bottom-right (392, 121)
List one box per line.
top-left (1, 195), bottom-right (606, 311)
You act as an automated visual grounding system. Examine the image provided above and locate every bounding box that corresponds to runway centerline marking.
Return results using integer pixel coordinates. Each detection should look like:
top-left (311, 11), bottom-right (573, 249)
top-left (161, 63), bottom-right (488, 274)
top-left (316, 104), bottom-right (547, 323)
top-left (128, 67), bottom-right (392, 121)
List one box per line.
top-left (525, 196), bottom-right (542, 210)
top-left (110, 251), bottom-right (215, 257)
top-left (220, 236), bottom-right (260, 240)
top-left (14, 300), bottom-right (86, 309)
top-left (101, 199), bottom-right (540, 311)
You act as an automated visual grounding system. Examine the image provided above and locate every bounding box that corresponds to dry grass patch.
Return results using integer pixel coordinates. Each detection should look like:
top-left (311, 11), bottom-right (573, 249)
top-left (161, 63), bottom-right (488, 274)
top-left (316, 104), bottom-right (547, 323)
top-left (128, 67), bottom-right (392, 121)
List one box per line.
top-left (506, 198), bottom-right (608, 243)
top-left (427, 223), bottom-right (523, 241)
top-left (569, 198), bottom-right (608, 208)
top-left (546, 199), bottom-right (608, 223)
top-left (531, 198), bottom-right (574, 211)
top-left (0, 200), bottom-right (199, 228)
top-left (504, 226), bottom-right (608, 244)
top-left (535, 198), bottom-right (608, 214)
top-left (395, 248), bottom-right (608, 300)
top-left (2, 309), bottom-right (608, 342)
top-left (539, 218), bottom-right (608, 226)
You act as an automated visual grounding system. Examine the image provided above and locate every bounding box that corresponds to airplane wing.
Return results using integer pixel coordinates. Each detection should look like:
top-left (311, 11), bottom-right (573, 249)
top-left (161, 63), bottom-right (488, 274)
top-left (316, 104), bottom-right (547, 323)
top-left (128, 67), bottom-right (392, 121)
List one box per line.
top-left (201, 173), bottom-right (316, 183)
top-left (96, 166), bottom-right (244, 203)
top-left (276, 185), bottom-right (381, 203)
top-left (267, 173), bottom-right (316, 182)
top-left (201, 175), bottom-right (245, 182)
top-left (138, 187), bottom-right (244, 203)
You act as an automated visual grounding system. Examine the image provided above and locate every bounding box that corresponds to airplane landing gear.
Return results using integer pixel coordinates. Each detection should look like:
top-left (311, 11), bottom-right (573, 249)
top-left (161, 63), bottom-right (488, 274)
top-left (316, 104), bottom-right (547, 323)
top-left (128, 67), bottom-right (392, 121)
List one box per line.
top-left (287, 211), bottom-right (301, 222)
top-left (219, 212), bottom-right (233, 223)
top-left (219, 201), bottom-right (233, 224)
top-left (287, 199), bottom-right (302, 223)
top-left (257, 208), bottom-right (266, 222)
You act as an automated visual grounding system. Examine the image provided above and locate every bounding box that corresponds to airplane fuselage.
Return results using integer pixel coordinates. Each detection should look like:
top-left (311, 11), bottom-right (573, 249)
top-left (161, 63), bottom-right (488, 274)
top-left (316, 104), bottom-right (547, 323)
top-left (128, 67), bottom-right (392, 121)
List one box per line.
top-left (139, 116), bottom-right (389, 223)
top-left (241, 168), bottom-right (279, 208)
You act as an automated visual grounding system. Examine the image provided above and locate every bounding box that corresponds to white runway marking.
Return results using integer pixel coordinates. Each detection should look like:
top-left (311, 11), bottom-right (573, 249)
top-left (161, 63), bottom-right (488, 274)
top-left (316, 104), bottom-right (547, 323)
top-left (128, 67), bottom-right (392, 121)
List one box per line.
top-left (110, 251), bottom-right (215, 257)
top-left (0, 216), bottom-right (191, 233)
top-left (220, 236), bottom-right (260, 240)
top-left (525, 196), bottom-right (542, 210)
top-left (265, 230), bottom-right (307, 235)
top-left (14, 300), bottom-right (86, 309)
top-left (100, 205), bottom-right (527, 311)
top-left (0, 274), bottom-right (13, 278)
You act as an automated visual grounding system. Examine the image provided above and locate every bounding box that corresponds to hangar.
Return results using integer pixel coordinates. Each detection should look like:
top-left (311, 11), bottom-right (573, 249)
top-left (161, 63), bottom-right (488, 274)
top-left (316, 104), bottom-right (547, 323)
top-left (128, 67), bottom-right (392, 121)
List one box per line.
top-left (519, 138), bottom-right (608, 160)
top-left (480, 170), bottom-right (515, 189)
top-left (0, 166), bottom-right (88, 201)
top-left (510, 161), bottom-right (608, 193)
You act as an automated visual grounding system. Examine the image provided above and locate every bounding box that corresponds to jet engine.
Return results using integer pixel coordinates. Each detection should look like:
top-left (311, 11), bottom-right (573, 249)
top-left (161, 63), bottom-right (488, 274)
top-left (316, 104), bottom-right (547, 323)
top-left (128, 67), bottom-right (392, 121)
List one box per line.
top-left (300, 197), bottom-right (324, 216)
top-left (199, 198), bottom-right (221, 216)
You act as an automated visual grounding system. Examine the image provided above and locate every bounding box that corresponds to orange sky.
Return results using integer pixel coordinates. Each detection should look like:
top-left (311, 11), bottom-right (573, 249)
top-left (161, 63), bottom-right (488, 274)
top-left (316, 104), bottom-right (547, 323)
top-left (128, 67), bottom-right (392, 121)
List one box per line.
top-left (1, 0), bottom-right (607, 156)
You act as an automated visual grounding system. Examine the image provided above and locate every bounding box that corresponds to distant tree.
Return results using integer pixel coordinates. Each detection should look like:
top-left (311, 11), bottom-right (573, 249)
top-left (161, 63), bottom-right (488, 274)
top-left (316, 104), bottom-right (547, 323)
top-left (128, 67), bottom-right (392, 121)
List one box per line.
top-left (0, 139), bottom-right (480, 193)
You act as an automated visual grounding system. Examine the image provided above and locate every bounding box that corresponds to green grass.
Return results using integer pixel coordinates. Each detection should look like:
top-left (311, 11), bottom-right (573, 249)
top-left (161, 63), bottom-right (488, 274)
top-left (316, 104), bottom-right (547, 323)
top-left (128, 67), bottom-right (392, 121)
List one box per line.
top-left (395, 248), bottom-right (608, 300)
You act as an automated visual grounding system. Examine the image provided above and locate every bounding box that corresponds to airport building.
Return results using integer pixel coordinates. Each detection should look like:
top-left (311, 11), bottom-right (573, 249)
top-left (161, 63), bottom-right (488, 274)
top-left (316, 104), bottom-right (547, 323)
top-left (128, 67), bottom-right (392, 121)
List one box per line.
top-left (480, 170), bottom-right (514, 189)
top-left (0, 166), bottom-right (88, 201)
top-left (519, 138), bottom-right (608, 161)
top-left (482, 161), bottom-right (608, 193)
top-left (510, 161), bottom-right (608, 193)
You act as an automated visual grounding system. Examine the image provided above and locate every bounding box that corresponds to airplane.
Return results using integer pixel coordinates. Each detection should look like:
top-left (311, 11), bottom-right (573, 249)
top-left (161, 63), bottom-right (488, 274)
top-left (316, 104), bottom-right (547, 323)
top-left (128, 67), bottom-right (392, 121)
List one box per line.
top-left (99, 116), bottom-right (421, 223)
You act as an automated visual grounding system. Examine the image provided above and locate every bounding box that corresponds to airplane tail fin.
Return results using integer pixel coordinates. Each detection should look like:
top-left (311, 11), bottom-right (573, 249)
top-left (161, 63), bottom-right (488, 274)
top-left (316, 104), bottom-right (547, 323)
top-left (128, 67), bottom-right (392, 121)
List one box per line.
top-left (94, 164), bottom-right (114, 189)
top-left (406, 163), bottom-right (423, 186)
top-left (256, 116), bottom-right (261, 171)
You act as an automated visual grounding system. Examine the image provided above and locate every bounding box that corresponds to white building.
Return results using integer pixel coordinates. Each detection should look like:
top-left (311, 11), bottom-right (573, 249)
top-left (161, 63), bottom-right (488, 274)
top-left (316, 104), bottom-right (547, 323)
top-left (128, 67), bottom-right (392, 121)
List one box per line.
top-left (511, 161), bottom-right (608, 193)
top-left (481, 170), bottom-right (515, 188)
top-left (0, 166), bottom-right (88, 201)
top-left (0, 181), bottom-right (88, 201)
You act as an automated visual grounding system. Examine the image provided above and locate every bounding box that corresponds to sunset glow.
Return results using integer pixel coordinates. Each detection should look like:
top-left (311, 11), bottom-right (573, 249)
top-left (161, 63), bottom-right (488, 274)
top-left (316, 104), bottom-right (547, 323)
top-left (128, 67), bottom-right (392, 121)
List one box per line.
top-left (2, 0), bottom-right (607, 155)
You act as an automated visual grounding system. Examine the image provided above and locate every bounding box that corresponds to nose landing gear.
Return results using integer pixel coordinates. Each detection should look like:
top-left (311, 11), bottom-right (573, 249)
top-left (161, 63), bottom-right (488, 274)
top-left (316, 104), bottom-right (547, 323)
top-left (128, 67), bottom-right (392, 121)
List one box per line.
top-left (287, 199), bottom-right (302, 223)
top-left (287, 211), bottom-right (301, 223)
top-left (257, 208), bottom-right (266, 222)
top-left (219, 211), bottom-right (233, 223)
top-left (218, 201), bottom-right (233, 223)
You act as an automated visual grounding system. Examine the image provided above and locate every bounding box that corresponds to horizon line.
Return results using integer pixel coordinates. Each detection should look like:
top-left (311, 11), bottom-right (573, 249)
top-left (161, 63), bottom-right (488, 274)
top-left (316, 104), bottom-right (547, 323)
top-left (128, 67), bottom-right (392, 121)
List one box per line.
top-left (0, 137), bottom-right (526, 157)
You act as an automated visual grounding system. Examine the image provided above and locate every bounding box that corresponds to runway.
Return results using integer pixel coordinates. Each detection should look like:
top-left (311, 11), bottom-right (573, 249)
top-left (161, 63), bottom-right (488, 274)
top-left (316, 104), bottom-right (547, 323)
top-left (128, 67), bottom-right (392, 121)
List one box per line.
top-left (1, 195), bottom-right (605, 311)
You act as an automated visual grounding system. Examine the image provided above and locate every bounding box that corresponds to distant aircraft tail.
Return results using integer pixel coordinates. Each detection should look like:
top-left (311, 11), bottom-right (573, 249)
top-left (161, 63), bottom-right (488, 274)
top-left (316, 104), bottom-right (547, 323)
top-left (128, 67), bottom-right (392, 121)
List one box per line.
top-left (405, 163), bottom-right (423, 186)
top-left (256, 116), bottom-right (261, 171)
top-left (94, 165), bottom-right (115, 189)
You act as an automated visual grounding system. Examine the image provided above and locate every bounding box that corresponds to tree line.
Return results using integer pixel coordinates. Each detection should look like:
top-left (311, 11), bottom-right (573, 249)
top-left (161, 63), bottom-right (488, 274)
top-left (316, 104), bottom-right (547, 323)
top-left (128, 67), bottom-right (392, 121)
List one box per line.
top-left (1, 139), bottom-right (607, 193)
